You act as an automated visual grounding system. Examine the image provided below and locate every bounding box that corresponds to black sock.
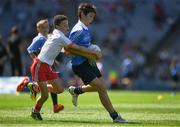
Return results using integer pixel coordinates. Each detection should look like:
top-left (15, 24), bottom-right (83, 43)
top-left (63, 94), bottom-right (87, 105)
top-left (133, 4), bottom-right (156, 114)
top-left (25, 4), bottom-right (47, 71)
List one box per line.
top-left (50, 92), bottom-right (58, 105)
top-left (74, 87), bottom-right (84, 94)
top-left (110, 111), bottom-right (119, 120)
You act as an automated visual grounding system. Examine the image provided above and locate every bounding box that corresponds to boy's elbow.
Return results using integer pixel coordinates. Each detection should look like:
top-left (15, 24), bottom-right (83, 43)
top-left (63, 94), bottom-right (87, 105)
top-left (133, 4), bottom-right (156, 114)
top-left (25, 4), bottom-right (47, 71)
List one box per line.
top-left (96, 52), bottom-right (102, 60)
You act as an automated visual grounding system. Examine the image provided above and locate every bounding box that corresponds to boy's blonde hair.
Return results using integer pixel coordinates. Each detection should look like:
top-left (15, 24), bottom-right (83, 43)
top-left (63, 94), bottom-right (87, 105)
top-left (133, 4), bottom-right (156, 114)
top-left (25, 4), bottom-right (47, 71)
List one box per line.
top-left (36, 19), bottom-right (48, 28)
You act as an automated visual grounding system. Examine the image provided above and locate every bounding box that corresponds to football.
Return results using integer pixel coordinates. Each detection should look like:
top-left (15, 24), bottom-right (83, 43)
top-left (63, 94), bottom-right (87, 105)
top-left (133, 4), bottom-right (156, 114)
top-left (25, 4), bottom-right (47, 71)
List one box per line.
top-left (89, 44), bottom-right (101, 52)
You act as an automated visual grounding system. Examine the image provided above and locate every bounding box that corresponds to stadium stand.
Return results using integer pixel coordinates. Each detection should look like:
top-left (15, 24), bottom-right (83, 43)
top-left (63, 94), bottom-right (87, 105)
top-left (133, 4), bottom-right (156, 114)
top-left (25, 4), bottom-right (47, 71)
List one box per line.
top-left (0, 0), bottom-right (179, 90)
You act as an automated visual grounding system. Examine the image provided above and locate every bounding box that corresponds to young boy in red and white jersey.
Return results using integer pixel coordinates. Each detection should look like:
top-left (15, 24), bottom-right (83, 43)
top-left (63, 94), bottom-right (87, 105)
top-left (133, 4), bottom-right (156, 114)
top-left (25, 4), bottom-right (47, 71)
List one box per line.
top-left (16, 19), bottom-right (64, 113)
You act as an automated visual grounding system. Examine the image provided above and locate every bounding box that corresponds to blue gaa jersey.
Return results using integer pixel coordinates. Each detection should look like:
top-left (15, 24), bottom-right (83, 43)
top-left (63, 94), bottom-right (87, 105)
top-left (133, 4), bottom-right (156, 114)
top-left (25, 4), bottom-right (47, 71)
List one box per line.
top-left (69, 20), bottom-right (91, 65)
top-left (27, 33), bottom-right (47, 54)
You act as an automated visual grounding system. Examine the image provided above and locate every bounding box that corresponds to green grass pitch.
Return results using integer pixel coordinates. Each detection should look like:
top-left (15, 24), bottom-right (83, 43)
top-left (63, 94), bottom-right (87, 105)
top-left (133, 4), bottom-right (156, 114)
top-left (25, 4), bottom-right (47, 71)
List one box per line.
top-left (0, 90), bottom-right (180, 127)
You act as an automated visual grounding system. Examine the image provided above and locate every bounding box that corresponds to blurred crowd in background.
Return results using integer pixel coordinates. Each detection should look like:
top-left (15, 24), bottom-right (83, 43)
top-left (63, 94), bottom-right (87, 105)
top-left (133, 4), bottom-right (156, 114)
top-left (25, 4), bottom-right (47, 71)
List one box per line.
top-left (0, 0), bottom-right (179, 91)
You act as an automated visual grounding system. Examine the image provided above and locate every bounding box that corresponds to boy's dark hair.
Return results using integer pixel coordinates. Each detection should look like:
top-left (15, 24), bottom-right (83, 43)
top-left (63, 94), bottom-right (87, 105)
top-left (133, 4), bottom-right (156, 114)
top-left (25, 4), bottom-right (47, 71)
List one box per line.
top-left (11, 26), bottom-right (19, 34)
top-left (78, 3), bottom-right (96, 19)
top-left (53, 15), bottom-right (68, 28)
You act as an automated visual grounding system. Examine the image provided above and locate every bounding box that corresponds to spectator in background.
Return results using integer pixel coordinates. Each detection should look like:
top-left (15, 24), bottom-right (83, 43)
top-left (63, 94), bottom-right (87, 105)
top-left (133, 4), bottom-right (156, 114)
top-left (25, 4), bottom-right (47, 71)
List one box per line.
top-left (7, 26), bottom-right (23, 76)
top-left (107, 27), bottom-right (124, 54)
top-left (157, 49), bottom-right (170, 81)
top-left (0, 34), bottom-right (8, 76)
top-left (153, 2), bottom-right (166, 30)
top-left (120, 56), bottom-right (136, 89)
top-left (170, 54), bottom-right (180, 96)
top-left (108, 70), bottom-right (119, 89)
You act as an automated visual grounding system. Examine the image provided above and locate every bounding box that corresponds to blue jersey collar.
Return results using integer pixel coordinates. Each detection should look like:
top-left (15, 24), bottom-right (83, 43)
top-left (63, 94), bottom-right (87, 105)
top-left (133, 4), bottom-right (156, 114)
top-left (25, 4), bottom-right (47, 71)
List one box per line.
top-left (38, 33), bottom-right (47, 39)
top-left (78, 20), bottom-right (88, 30)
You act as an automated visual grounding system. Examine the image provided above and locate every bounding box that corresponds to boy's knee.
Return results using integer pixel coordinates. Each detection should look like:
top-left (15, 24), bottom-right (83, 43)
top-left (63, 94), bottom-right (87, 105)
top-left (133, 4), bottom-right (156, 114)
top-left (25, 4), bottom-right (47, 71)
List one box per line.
top-left (40, 94), bottom-right (49, 102)
top-left (91, 80), bottom-right (106, 91)
top-left (57, 87), bottom-right (64, 94)
top-left (93, 80), bottom-right (103, 87)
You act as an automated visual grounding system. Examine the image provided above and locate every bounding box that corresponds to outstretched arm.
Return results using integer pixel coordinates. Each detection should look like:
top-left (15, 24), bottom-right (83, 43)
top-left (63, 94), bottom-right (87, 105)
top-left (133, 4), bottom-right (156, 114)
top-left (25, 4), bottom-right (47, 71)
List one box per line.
top-left (66, 43), bottom-right (102, 61)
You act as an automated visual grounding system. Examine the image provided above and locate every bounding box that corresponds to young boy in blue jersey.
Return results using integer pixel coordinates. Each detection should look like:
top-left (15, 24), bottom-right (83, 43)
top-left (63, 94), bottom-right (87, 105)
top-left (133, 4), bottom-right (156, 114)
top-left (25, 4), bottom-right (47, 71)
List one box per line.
top-left (68, 3), bottom-right (127, 123)
top-left (16, 19), bottom-right (64, 113)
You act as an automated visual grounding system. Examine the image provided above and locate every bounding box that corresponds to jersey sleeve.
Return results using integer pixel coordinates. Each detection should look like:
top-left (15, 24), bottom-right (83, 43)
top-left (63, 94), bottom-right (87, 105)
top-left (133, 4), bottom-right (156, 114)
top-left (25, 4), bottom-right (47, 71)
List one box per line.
top-left (27, 37), bottom-right (46, 53)
top-left (69, 30), bottom-right (83, 44)
top-left (60, 34), bottom-right (72, 47)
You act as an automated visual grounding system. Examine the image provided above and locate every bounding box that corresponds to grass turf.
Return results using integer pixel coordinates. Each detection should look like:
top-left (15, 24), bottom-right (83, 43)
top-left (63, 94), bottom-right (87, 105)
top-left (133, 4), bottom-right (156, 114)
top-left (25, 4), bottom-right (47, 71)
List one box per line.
top-left (0, 90), bottom-right (180, 127)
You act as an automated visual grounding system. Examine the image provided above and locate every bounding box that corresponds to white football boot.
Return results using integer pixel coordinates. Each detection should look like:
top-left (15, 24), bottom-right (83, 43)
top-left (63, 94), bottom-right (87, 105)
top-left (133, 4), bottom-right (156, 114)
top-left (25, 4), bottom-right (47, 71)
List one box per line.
top-left (113, 116), bottom-right (127, 123)
top-left (68, 86), bottom-right (79, 107)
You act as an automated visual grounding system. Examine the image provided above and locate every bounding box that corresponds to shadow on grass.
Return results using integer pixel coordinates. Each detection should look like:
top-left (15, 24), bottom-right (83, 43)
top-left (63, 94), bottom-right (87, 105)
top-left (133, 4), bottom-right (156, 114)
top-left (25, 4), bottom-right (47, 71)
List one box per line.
top-left (1, 118), bottom-right (180, 126)
top-left (139, 120), bottom-right (180, 125)
top-left (43, 119), bottom-right (180, 126)
top-left (46, 119), bottom-right (141, 125)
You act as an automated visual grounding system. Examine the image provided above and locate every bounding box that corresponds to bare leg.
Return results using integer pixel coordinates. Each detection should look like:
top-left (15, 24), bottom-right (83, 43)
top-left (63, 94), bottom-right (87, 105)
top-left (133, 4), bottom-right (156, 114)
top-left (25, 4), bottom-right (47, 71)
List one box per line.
top-left (31, 81), bottom-right (48, 120)
top-left (35, 81), bottom-right (49, 108)
top-left (47, 78), bottom-right (64, 94)
top-left (82, 84), bottom-right (96, 92)
top-left (89, 77), bottom-right (115, 113)
top-left (47, 78), bottom-right (64, 113)
top-left (69, 77), bottom-right (127, 122)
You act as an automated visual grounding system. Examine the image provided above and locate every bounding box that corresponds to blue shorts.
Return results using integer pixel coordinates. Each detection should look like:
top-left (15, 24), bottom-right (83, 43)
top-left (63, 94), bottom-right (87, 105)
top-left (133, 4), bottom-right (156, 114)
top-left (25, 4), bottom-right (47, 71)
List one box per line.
top-left (72, 60), bottom-right (102, 85)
